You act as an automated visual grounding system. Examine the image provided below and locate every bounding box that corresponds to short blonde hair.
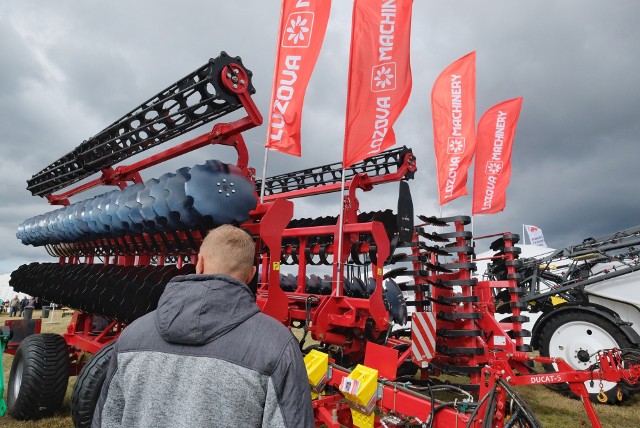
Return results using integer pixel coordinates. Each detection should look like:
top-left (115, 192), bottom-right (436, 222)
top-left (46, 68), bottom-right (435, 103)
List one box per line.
top-left (199, 225), bottom-right (255, 276)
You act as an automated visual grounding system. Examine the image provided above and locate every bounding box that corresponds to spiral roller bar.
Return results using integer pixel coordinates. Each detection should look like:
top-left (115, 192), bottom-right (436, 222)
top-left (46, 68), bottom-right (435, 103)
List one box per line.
top-left (27, 52), bottom-right (255, 197)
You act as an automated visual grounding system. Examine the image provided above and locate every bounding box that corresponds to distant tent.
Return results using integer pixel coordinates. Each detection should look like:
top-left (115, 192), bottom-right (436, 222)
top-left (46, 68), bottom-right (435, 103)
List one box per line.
top-left (0, 273), bottom-right (29, 302)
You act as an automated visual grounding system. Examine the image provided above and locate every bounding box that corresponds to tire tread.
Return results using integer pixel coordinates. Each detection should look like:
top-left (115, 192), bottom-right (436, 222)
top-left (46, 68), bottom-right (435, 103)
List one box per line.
top-left (8, 333), bottom-right (70, 420)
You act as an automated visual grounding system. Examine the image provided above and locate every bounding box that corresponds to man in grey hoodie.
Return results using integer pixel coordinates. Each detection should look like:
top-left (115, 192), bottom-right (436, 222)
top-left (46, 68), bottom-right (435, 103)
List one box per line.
top-left (93, 225), bottom-right (314, 427)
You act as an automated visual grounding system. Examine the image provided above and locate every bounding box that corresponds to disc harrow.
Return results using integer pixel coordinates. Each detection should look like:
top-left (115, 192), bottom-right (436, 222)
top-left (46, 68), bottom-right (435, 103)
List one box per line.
top-left (18, 160), bottom-right (257, 247)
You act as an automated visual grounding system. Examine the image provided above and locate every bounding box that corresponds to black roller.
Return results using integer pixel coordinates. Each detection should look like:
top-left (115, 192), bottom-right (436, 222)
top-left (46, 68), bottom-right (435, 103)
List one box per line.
top-left (305, 275), bottom-right (322, 294)
top-left (320, 275), bottom-right (333, 295)
top-left (344, 277), bottom-right (367, 298)
top-left (280, 274), bottom-right (297, 292)
top-left (9, 263), bottom-right (194, 324)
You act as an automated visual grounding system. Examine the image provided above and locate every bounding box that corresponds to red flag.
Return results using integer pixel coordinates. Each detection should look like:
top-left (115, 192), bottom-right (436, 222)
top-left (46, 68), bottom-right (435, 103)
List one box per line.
top-left (343, 0), bottom-right (413, 168)
top-left (472, 97), bottom-right (523, 215)
top-left (266, 0), bottom-right (331, 156)
top-left (431, 52), bottom-right (476, 205)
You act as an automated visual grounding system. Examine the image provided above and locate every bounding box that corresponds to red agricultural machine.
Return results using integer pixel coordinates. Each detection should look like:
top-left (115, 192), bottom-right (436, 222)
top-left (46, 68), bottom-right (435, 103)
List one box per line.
top-left (7, 53), bottom-right (640, 428)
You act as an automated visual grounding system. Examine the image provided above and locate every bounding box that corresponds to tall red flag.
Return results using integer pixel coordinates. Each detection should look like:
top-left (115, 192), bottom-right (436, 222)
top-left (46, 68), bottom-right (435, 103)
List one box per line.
top-left (343, 0), bottom-right (413, 168)
top-left (266, 0), bottom-right (331, 156)
top-left (432, 52), bottom-right (476, 205)
top-left (472, 97), bottom-right (523, 215)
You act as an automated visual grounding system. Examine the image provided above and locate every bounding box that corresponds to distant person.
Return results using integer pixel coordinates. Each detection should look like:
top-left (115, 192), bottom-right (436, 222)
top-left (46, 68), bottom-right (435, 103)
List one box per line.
top-left (9, 296), bottom-right (20, 317)
top-left (19, 297), bottom-right (29, 317)
top-left (93, 225), bottom-right (314, 427)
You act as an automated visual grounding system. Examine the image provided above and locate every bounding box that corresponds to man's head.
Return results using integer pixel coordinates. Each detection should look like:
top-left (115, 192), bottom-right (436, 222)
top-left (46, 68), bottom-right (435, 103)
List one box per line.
top-left (196, 225), bottom-right (256, 284)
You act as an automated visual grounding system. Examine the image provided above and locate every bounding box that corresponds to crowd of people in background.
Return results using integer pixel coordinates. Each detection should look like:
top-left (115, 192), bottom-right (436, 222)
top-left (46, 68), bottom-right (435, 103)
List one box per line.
top-left (0, 295), bottom-right (38, 316)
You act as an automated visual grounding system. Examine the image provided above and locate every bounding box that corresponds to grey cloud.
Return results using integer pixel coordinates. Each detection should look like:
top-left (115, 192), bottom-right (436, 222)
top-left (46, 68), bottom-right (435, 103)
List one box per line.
top-left (1, 0), bottom-right (640, 274)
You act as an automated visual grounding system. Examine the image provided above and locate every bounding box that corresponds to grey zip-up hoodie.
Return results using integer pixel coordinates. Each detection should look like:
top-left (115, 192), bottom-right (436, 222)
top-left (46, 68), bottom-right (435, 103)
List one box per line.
top-left (93, 274), bottom-right (314, 428)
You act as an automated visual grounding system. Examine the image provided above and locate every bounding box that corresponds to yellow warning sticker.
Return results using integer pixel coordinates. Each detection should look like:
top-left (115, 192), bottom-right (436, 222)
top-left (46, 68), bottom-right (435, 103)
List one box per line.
top-left (377, 268), bottom-right (383, 276)
top-left (273, 261), bottom-right (281, 271)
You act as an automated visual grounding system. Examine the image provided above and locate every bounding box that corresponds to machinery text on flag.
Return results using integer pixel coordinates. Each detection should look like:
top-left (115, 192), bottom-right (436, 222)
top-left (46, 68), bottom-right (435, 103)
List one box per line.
top-left (472, 97), bottom-right (523, 215)
top-left (342, 0), bottom-right (413, 168)
top-left (431, 52), bottom-right (476, 205)
top-left (266, 0), bottom-right (331, 157)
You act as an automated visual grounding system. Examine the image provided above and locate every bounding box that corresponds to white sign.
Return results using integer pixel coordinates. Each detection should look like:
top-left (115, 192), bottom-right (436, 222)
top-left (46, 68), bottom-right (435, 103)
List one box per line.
top-left (525, 225), bottom-right (546, 247)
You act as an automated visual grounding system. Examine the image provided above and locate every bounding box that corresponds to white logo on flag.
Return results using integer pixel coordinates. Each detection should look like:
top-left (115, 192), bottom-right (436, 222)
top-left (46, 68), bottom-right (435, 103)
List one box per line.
top-left (525, 225), bottom-right (547, 247)
top-left (485, 161), bottom-right (503, 175)
top-left (447, 137), bottom-right (465, 154)
top-left (282, 12), bottom-right (314, 48)
top-left (371, 62), bottom-right (396, 92)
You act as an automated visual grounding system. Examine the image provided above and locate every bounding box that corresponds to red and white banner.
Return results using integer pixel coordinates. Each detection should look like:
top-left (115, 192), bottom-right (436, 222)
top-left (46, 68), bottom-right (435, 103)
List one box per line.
top-left (266, 0), bottom-right (331, 157)
top-left (432, 52), bottom-right (476, 205)
top-left (411, 312), bottom-right (436, 367)
top-left (342, 0), bottom-right (413, 168)
top-left (472, 97), bottom-right (523, 215)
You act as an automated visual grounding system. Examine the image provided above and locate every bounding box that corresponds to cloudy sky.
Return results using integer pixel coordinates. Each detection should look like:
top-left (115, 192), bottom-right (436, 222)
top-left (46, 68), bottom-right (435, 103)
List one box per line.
top-left (1, 1), bottom-right (639, 276)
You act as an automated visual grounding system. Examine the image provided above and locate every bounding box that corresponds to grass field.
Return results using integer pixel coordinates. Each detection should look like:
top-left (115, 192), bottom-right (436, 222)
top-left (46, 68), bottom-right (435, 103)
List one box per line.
top-left (0, 312), bottom-right (639, 427)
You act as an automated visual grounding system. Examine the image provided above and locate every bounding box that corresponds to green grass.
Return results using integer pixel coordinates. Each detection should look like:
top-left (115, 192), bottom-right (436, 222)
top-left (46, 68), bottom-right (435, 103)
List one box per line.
top-left (517, 385), bottom-right (640, 428)
top-left (0, 313), bottom-right (639, 427)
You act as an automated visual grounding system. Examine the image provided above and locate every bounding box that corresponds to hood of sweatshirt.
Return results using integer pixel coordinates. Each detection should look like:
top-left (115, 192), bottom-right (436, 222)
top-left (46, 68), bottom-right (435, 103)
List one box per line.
top-left (155, 274), bottom-right (260, 345)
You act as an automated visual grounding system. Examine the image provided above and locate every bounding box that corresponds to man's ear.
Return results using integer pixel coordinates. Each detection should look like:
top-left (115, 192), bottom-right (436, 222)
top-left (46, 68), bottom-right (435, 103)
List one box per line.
top-left (196, 254), bottom-right (204, 275)
top-left (246, 266), bottom-right (257, 284)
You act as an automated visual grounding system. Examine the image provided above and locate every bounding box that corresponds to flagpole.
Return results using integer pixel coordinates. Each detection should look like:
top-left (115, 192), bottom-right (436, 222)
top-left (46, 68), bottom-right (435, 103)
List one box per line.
top-left (470, 215), bottom-right (475, 259)
top-left (261, 0), bottom-right (286, 204)
top-left (522, 224), bottom-right (526, 245)
top-left (259, 148), bottom-right (270, 204)
top-left (335, 170), bottom-right (347, 297)
top-left (336, 0), bottom-right (357, 299)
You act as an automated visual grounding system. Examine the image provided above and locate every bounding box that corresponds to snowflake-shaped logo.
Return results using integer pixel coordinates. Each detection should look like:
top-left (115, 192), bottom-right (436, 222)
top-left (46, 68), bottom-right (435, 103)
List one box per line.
top-left (374, 66), bottom-right (394, 89)
top-left (282, 12), bottom-right (314, 48)
top-left (447, 137), bottom-right (465, 154)
top-left (287, 16), bottom-right (309, 44)
top-left (371, 62), bottom-right (396, 92)
top-left (485, 161), bottom-right (503, 175)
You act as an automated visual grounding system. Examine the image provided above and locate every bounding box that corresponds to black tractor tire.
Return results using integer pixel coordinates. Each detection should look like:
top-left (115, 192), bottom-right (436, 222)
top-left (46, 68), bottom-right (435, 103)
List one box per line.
top-left (7, 333), bottom-right (70, 420)
top-left (538, 310), bottom-right (635, 404)
top-left (71, 341), bottom-right (116, 428)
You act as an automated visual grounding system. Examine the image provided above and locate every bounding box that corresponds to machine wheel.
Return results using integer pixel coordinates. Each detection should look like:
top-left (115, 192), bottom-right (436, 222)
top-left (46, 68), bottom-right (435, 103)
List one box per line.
top-left (7, 333), bottom-right (70, 419)
top-left (71, 341), bottom-right (116, 428)
top-left (538, 311), bottom-right (634, 404)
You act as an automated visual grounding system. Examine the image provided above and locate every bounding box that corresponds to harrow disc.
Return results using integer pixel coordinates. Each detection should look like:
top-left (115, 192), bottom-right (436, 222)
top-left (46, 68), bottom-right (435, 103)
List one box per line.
top-left (17, 161), bottom-right (257, 247)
